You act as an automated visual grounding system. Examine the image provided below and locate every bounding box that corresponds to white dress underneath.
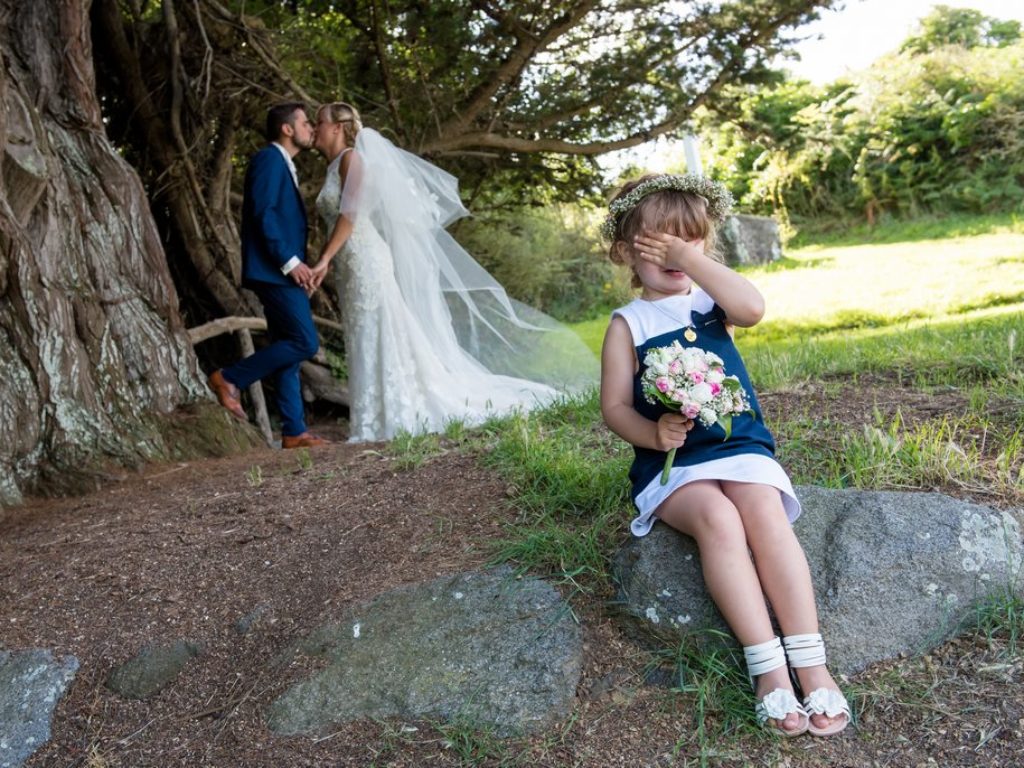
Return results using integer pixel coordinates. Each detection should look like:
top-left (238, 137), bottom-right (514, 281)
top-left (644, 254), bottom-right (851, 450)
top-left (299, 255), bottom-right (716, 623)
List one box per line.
top-left (316, 152), bottom-right (564, 442)
top-left (613, 292), bottom-right (801, 537)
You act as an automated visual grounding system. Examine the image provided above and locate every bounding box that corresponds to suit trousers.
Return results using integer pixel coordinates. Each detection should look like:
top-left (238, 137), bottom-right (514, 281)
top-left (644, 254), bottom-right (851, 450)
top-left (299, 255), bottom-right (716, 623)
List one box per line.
top-left (222, 282), bottom-right (319, 437)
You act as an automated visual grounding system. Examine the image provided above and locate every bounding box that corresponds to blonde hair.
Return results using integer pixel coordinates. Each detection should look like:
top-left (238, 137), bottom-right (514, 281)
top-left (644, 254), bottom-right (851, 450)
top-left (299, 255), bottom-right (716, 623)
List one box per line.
top-left (317, 102), bottom-right (363, 147)
top-left (607, 174), bottom-right (720, 288)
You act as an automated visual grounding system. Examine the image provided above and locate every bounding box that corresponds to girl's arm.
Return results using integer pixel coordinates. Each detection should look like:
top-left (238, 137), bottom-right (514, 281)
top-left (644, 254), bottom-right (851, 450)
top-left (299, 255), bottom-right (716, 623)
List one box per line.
top-left (601, 316), bottom-right (692, 451)
top-left (634, 234), bottom-right (765, 327)
top-left (310, 151), bottom-right (357, 290)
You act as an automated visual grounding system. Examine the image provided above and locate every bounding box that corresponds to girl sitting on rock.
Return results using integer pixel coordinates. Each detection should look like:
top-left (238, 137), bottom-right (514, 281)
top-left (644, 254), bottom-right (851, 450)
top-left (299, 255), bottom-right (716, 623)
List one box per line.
top-left (599, 173), bottom-right (850, 737)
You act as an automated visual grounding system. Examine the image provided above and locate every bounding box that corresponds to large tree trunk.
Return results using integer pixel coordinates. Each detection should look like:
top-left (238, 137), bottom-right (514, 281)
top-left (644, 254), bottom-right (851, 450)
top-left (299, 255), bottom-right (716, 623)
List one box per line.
top-left (0, 0), bottom-right (251, 505)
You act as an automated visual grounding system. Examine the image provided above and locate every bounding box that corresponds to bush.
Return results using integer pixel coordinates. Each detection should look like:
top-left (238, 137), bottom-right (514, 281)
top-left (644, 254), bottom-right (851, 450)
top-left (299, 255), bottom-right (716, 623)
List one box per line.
top-left (700, 26), bottom-right (1024, 227)
top-left (452, 203), bottom-right (633, 322)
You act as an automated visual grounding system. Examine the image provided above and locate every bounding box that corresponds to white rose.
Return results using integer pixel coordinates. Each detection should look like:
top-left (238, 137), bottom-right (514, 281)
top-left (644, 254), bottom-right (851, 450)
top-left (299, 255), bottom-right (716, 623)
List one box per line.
top-left (706, 369), bottom-right (725, 384)
top-left (690, 382), bottom-right (713, 404)
top-left (700, 407), bottom-right (718, 425)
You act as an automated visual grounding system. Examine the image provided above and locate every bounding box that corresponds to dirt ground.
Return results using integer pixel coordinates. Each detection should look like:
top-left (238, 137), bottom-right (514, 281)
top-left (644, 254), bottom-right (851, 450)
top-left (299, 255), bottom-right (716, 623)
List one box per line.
top-left (2, 386), bottom-right (1022, 767)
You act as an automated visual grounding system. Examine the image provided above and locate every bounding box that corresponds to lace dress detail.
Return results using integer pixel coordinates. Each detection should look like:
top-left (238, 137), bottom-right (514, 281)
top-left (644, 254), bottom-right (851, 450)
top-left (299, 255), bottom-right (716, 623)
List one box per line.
top-left (316, 151), bottom-right (560, 442)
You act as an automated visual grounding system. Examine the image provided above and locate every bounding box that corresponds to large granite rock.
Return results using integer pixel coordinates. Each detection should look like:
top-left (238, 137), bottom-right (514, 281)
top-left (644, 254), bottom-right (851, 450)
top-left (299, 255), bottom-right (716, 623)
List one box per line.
top-left (106, 640), bottom-right (201, 699)
top-left (614, 486), bottom-right (1023, 675)
top-left (268, 568), bottom-right (581, 736)
top-left (0, 649), bottom-right (78, 768)
top-left (718, 213), bottom-right (782, 266)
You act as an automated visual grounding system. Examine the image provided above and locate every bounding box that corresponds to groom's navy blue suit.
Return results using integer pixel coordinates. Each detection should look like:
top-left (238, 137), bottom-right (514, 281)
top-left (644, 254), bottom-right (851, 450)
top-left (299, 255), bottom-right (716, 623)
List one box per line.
top-left (222, 145), bottom-right (318, 438)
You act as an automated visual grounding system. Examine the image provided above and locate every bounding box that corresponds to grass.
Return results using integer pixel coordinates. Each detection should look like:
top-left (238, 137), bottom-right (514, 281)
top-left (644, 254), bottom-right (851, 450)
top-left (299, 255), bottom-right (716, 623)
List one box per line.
top-left (786, 210), bottom-right (1024, 249)
top-left (437, 218), bottom-right (1024, 588)
top-left (480, 392), bottom-right (630, 594)
top-left (383, 215), bottom-right (1024, 757)
top-left (645, 629), bottom-right (774, 763)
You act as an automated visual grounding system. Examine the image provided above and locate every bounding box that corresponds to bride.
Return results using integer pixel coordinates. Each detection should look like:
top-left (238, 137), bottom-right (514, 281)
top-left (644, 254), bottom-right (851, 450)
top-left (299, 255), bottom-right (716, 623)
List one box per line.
top-left (309, 102), bottom-right (597, 442)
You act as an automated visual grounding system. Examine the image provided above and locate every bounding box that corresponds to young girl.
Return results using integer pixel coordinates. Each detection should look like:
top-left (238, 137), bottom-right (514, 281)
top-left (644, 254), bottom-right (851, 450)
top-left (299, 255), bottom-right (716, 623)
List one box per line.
top-left (600, 174), bottom-right (850, 737)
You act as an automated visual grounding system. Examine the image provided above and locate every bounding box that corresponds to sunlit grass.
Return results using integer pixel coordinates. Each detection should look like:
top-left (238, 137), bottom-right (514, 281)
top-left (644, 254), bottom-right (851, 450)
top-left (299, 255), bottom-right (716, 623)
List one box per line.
top-left (747, 232), bottom-right (1024, 330)
top-left (743, 306), bottom-right (1024, 391)
top-left (571, 227), bottom-right (1024, 363)
top-left (788, 210), bottom-right (1024, 249)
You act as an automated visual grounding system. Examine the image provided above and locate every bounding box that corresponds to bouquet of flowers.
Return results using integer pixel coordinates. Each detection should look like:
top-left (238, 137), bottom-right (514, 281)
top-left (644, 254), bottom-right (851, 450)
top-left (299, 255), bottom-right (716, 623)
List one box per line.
top-left (641, 341), bottom-right (753, 484)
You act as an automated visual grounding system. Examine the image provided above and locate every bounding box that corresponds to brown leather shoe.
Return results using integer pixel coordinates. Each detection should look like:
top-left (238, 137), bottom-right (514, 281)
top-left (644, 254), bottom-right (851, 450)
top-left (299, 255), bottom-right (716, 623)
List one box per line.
top-left (281, 432), bottom-right (332, 449)
top-left (208, 369), bottom-right (247, 421)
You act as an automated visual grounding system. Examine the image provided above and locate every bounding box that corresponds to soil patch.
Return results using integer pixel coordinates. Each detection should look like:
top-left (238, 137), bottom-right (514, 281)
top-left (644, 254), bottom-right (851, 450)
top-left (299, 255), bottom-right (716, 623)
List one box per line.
top-left (1, 391), bottom-right (1022, 766)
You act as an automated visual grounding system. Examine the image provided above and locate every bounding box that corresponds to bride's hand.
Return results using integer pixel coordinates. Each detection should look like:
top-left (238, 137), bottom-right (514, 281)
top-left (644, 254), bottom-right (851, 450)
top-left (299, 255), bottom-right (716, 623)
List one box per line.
top-left (309, 259), bottom-right (331, 292)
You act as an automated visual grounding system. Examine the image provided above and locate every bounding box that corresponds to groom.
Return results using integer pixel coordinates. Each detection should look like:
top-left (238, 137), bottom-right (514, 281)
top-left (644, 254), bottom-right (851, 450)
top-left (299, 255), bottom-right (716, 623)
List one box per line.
top-left (208, 102), bottom-right (330, 449)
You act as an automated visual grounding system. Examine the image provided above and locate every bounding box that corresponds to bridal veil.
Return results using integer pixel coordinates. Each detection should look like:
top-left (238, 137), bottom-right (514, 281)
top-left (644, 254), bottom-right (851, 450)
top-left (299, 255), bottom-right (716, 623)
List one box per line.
top-left (338, 128), bottom-right (598, 394)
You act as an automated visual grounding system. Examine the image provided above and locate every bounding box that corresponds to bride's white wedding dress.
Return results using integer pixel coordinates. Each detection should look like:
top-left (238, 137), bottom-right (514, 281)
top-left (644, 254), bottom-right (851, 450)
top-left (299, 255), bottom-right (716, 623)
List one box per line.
top-left (316, 129), bottom-right (596, 442)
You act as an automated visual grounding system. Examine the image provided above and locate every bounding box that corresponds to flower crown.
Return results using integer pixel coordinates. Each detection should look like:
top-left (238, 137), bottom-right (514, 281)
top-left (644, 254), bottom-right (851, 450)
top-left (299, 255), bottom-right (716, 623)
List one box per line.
top-left (601, 174), bottom-right (734, 241)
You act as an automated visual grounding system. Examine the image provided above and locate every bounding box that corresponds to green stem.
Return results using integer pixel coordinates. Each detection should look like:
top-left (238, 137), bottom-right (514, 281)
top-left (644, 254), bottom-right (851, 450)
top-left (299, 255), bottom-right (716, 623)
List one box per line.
top-left (660, 447), bottom-right (676, 485)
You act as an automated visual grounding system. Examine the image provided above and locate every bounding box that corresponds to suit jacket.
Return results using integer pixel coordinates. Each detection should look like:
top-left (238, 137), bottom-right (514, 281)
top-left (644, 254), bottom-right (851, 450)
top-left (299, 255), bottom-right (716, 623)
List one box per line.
top-left (240, 145), bottom-right (308, 287)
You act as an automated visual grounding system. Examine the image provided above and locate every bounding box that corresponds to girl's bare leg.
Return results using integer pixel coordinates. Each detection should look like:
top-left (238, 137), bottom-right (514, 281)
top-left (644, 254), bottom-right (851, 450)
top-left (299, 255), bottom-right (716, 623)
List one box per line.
top-left (721, 480), bottom-right (844, 731)
top-left (656, 480), bottom-right (802, 733)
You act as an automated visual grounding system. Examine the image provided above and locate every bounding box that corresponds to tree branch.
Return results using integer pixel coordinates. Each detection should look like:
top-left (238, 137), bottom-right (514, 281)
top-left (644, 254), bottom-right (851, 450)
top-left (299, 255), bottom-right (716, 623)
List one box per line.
top-left (368, 0), bottom-right (407, 142)
top-left (439, 0), bottom-right (600, 138)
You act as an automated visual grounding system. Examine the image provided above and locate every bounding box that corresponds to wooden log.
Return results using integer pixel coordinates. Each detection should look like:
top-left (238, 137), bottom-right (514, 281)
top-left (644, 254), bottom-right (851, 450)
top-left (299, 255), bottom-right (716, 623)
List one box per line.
top-left (187, 314), bottom-right (344, 345)
top-left (186, 316), bottom-right (351, 434)
top-left (300, 361), bottom-right (350, 406)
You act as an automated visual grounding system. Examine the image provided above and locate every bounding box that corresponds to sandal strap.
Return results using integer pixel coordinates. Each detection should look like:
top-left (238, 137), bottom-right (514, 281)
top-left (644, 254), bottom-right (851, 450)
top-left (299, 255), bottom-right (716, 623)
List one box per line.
top-left (783, 633), bottom-right (827, 668)
top-left (743, 636), bottom-right (787, 678)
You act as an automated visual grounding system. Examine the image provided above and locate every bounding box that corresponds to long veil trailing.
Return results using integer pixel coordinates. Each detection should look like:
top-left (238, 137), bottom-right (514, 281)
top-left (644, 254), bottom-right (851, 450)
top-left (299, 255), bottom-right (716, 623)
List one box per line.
top-left (338, 128), bottom-right (598, 393)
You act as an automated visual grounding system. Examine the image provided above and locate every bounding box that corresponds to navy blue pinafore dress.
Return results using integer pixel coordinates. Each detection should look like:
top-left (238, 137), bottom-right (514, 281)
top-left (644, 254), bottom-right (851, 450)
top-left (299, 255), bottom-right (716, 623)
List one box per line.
top-left (612, 289), bottom-right (801, 536)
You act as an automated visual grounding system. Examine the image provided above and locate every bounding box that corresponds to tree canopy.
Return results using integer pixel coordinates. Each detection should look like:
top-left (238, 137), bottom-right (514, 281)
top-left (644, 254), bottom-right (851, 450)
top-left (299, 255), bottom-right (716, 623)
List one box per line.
top-left (698, 5), bottom-right (1024, 225)
top-left (3, 0), bottom-right (838, 502)
top-left (900, 4), bottom-right (1022, 55)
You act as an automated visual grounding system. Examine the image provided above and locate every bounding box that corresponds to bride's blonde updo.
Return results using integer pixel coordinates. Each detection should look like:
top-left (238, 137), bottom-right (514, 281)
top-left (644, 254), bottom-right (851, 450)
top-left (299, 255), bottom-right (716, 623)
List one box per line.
top-left (318, 102), bottom-right (363, 147)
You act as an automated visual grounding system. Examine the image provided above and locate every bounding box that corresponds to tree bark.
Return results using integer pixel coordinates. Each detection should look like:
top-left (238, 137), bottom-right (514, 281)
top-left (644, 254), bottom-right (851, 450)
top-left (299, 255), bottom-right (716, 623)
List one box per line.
top-left (0, 0), bottom-right (238, 504)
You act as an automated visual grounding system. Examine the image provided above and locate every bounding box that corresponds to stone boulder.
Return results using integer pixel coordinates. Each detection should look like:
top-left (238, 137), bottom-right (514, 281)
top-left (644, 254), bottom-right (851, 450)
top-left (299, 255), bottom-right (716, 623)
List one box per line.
top-left (0, 648), bottom-right (78, 768)
top-left (718, 214), bottom-right (782, 266)
top-left (106, 640), bottom-right (201, 699)
top-left (267, 568), bottom-right (581, 736)
top-left (614, 486), bottom-right (1023, 675)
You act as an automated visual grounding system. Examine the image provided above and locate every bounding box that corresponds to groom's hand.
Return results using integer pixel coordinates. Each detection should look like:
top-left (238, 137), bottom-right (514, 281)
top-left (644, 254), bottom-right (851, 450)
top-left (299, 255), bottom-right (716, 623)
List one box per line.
top-left (289, 263), bottom-right (315, 291)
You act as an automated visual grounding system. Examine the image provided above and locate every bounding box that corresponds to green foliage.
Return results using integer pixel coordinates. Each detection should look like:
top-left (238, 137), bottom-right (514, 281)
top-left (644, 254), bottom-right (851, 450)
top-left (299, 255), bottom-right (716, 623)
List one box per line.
top-left (453, 204), bottom-right (632, 320)
top-left (901, 5), bottom-right (1021, 55)
top-left (645, 629), bottom-right (779, 764)
top-left (787, 210), bottom-right (1023, 248)
top-left (700, 7), bottom-right (1024, 229)
top-left (482, 391), bottom-right (631, 593)
top-left (260, 0), bottom-right (838, 204)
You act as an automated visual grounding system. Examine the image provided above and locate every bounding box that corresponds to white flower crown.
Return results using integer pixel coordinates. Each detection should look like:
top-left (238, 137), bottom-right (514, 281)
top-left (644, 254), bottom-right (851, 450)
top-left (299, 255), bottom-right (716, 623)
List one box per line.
top-left (601, 174), bottom-right (734, 241)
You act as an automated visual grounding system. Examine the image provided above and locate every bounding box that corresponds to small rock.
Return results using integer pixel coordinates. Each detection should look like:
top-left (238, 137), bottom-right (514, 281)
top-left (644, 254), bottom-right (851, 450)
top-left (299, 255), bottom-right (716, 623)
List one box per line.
top-left (106, 640), bottom-right (201, 699)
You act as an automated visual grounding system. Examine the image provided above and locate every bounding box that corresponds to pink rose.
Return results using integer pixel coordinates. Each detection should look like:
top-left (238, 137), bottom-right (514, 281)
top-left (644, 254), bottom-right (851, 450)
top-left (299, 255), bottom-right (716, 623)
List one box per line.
top-left (710, 382), bottom-right (721, 395)
top-left (689, 371), bottom-right (704, 384)
top-left (684, 404), bottom-right (700, 419)
top-left (668, 360), bottom-right (681, 374)
top-left (656, 376), bottom-right (670, 393)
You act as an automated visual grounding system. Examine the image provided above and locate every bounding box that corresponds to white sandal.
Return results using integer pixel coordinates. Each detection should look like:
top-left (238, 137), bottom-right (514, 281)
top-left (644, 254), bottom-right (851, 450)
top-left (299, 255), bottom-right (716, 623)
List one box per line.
top-left (783, 633), bottom-right (851, 737)
top-left (743, 637), bottom-right (809, 737)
